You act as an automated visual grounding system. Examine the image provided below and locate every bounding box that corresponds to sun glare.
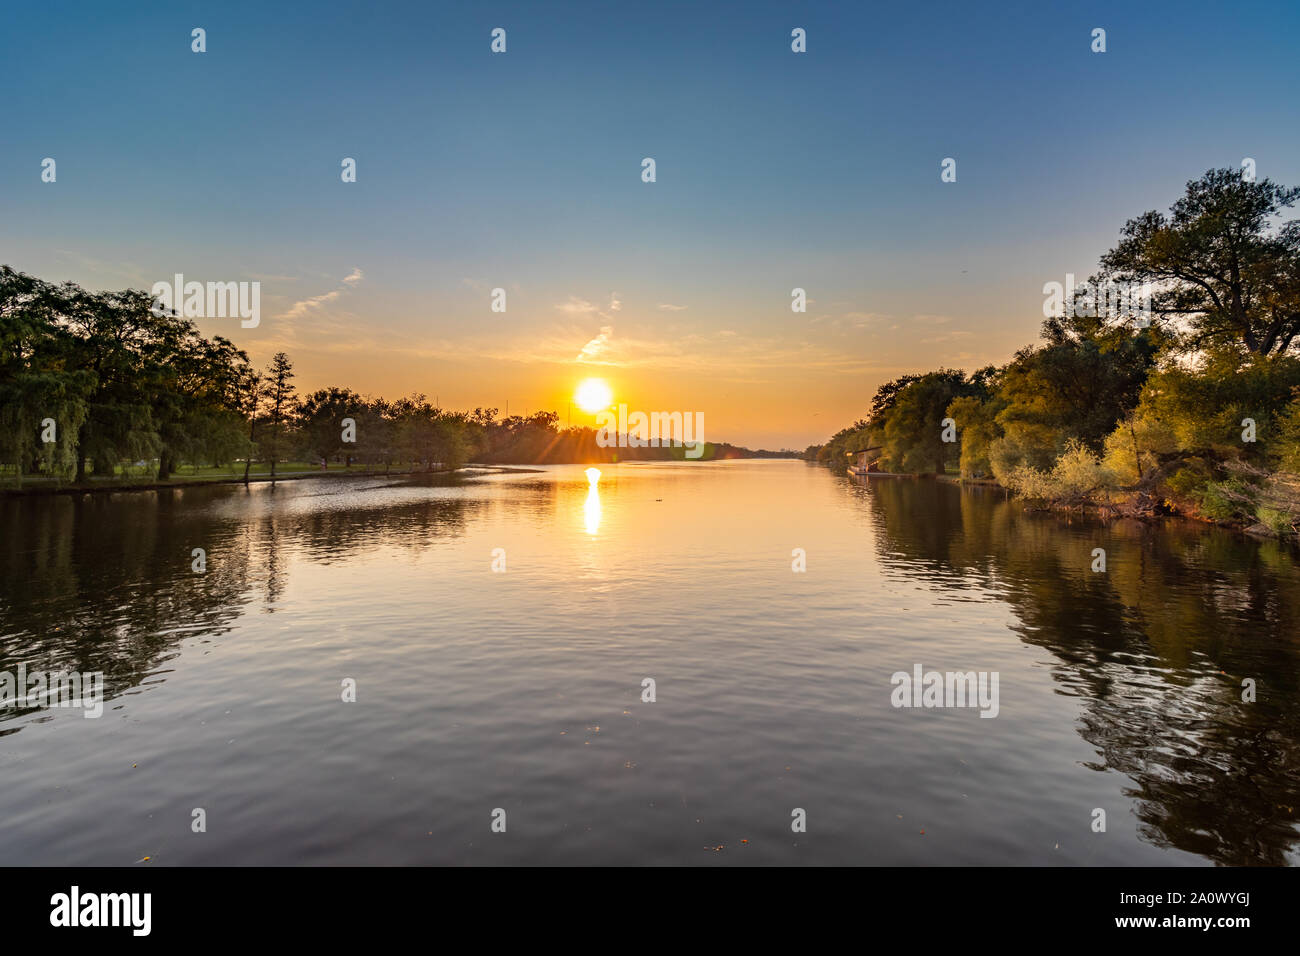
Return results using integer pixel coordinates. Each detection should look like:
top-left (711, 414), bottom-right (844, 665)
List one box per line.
top-left (575, 378), bottom-right (613, 413)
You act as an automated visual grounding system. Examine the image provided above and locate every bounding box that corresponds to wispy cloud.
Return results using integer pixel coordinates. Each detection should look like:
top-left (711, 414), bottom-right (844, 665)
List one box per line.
top-left (657, 302), bottom-right (688, 312)
top-left (279, 268), bottom-right (363, 320)
top-left (556, 296), bottom-right (599, 315)
top-left (559, 292), bottom-right (627, 363)
top-left (282, 289), bottom-right (342, 320)
top-left (576, 325), bottom-right (615, 362)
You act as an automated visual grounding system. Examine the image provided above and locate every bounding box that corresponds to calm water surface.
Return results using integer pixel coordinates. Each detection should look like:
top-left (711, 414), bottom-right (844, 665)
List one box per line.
top-left (2, 461), bottom-right (1298, 865)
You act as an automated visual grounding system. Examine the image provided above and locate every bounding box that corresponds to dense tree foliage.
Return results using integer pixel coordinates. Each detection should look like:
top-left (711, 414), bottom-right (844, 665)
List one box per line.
top-left (1100, 168), bottom-right (1300, 356)
top-left (809, 169), bottom-right (1300, 535)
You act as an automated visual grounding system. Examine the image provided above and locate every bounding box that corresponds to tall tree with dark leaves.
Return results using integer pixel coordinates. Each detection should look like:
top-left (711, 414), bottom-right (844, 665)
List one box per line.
top-left (1101, 168), bottom-right (1300, 358)
top-left (260, 353), bottom-right (298, 480)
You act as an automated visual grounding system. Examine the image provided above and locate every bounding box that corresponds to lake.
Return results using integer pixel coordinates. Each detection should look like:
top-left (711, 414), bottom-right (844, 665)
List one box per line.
top-left (1, 460), bottom-right (1297, 865)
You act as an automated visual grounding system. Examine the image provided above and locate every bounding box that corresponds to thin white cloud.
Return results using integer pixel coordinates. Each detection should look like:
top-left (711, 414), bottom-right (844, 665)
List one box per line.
top-left (556, 296), bottom-right (599, 315)
top-left (576, 325), bottom-right (615, 362)
top-left (281, 289), bottom-right (342, 320)
top-left (657, 303), bottom-right (688, 312)
top-left (279, 269), bottom-right (363, 320)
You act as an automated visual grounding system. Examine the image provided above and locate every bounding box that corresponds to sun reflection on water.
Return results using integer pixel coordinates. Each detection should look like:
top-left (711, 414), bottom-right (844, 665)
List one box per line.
top-left (583, 468), bottom-right (601, 535)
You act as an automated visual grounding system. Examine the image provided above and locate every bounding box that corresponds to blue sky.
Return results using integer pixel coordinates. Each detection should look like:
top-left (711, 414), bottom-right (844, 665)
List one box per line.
top-left (2, 0), bottom-right (1298, 447)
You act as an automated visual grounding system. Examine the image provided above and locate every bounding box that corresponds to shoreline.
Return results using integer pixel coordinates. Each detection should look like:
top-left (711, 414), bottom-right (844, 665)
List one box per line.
top-left (0, 466), bottom-right (450, 498)
top-left (0, 459), bottom-right (791, 498)
top-left (844, 468), bottom-right (1298, 543)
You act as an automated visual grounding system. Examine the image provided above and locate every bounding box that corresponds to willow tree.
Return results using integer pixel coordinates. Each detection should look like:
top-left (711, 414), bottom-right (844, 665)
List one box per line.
top-left (0, 267), bottom-right (91, 483)
top-left (60, 284), bottom-right (160, 480)
top-left (147, 321), bottom-right (251, 479)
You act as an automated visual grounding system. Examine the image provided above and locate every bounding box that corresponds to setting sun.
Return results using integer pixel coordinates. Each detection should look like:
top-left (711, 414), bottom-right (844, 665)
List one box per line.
top-left (574, 378), bottom-right (613, 413)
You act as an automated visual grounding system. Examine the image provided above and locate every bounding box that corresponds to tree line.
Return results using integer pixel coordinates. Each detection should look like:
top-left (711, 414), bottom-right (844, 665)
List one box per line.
top-left (0, 269), bottom-right (782, 486)
top-left (805, 168), bottom-right (1300, 536)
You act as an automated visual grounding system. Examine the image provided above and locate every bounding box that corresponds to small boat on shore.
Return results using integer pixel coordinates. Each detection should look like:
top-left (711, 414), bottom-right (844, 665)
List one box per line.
top-left (848, 467), bottom-right (912, 477)
top-left (847, 445), bottom-right (884, 476)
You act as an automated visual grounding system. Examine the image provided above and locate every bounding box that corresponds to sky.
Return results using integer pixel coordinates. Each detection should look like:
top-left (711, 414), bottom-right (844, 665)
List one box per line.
top-left (2, 0), bottom-right (1298, 449)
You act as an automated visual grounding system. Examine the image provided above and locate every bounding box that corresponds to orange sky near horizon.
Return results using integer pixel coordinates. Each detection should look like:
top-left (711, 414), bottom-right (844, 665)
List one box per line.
top-left (223, 290), bottom-right (1041, 451)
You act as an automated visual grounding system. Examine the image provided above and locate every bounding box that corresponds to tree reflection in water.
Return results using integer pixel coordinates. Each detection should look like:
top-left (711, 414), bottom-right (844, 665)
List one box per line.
top-left (857, 476), bottom-right (1300, 865)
